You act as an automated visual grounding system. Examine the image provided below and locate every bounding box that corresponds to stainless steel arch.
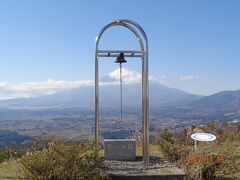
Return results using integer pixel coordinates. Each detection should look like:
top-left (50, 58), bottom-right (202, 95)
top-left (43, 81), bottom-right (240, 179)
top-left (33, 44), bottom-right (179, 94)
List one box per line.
top-left (95, 21), bottom-right (145, 53)
top-left (95, 19), bottom-right (149, 167)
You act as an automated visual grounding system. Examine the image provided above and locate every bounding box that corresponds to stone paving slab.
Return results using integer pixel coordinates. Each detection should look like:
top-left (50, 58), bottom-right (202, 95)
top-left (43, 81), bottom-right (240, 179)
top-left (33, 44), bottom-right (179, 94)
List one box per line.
top-left (104, 139), bottom-right (136, 161)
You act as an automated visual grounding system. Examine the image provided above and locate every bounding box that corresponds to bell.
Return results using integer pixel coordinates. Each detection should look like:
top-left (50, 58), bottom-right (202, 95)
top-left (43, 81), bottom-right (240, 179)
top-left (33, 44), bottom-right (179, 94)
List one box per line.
top-left (115, 53), bottom-right (127, 64)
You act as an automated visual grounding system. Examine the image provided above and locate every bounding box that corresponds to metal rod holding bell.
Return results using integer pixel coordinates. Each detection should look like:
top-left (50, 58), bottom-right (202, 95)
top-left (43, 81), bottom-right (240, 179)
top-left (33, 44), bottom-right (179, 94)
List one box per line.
top-left (115, 53), bottom-right (127, 119)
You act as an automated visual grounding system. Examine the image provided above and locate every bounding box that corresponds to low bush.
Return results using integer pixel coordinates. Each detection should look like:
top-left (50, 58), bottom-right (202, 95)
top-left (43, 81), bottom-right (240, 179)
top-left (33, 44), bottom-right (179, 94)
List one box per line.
top-left (157, 129), bottom-right (191, 162)
top-left (157, 129), bottom-right (180, 162)
top-left (157, 123), bottom-right (240, 179)
top-left (20, 141), bottom-right (108, 180)
top-left (0, 146), bottom-right (23, 163)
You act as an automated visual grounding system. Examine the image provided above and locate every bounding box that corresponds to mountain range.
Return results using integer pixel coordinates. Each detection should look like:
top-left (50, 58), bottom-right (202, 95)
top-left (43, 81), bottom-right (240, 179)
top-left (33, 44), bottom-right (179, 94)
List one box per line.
top-left (0, 69), bottom-right (240, 114)
top-left (188, 90), bottom-right (240, 113)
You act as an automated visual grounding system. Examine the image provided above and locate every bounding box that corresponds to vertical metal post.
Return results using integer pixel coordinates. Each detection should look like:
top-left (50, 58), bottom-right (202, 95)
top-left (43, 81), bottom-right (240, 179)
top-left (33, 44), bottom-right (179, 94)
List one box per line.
top-left (119, 19), bottom-right (149, 167)
top-left (95, 54), bottom-right (99, 151)
top-left (143, 50), bottom-right (149, 168)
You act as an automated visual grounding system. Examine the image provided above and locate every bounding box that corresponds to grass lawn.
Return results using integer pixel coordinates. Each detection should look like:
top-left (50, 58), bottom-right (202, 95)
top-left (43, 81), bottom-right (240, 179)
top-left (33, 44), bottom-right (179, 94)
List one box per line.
top-left (0, 160), bottom-right (25, 180)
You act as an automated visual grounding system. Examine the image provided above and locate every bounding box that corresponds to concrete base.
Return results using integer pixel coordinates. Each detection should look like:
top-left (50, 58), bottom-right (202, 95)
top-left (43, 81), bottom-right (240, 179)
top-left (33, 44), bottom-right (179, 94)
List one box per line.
top-left (105, 156), bottom-right (186, 180)
top-left (110, 175), bottom-right (186, 180)
top-left (104, 139), bottom-right (136, 161)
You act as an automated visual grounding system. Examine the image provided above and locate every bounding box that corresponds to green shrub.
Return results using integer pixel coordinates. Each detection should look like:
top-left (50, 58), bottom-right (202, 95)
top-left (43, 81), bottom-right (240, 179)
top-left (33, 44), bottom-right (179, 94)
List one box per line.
top-left (157, 129), bottom-right (190, 162)
top-left (157, 124), bottom-right (240, 179)
top-left (20, 141), bottom-right (109, 180)
top-left (185, 152), bottom-right (224, 180)
top-left (0, 146), bottom-right (23, 163)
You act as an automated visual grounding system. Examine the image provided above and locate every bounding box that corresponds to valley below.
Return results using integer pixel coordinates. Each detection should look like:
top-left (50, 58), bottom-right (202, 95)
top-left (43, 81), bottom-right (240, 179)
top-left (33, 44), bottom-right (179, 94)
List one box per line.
top-left (0, 105), bottom-right (239, 147)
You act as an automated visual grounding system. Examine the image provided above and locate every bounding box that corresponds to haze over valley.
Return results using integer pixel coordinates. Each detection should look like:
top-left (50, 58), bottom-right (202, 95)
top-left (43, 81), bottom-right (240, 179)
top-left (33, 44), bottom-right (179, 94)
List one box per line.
top-left (0, 69), bottom-right (239, 146)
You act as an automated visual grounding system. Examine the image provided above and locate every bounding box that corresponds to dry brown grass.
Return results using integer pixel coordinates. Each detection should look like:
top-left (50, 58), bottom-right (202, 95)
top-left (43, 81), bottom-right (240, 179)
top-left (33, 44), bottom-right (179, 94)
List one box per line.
top-left (136, 143), bottom-right (163, 157)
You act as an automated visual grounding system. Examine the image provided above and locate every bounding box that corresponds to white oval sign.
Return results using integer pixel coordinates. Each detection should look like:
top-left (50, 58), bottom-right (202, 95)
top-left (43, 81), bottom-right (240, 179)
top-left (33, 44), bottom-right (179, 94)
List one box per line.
top-left (191, 133), bottom-right (216, 142)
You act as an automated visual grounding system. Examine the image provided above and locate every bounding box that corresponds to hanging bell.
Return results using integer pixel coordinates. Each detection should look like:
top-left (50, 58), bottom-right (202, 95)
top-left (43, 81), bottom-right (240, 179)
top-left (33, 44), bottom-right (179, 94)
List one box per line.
top-left (115, 53), bottom-right (127, 64)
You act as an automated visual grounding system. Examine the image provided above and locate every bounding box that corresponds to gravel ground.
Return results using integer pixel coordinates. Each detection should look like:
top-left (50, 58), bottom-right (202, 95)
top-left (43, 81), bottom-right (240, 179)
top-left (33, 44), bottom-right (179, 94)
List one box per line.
top-left (105, 156), bottom-right (185, 176)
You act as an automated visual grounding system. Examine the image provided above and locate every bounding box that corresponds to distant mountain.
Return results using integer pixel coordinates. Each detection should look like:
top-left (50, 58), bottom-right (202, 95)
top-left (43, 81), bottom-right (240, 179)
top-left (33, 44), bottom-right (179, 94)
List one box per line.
top-left (3, 69), bottom-right (240, 115)
top-left (188, 90), bottom-right (240, 113)
top-left (0, 83), bottom-right (201, 110)
top-left (0, 69), bottom-right (202, 110)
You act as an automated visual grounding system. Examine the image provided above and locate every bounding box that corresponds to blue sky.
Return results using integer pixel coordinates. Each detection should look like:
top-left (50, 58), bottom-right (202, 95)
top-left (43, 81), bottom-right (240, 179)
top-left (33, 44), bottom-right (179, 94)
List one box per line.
top-left (0, 0), bottom-right (240, 96)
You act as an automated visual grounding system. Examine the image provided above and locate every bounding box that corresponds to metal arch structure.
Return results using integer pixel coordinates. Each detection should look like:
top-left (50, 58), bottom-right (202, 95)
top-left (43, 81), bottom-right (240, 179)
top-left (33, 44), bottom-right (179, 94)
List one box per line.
top-left (95, 19), bottom-right (149, 167)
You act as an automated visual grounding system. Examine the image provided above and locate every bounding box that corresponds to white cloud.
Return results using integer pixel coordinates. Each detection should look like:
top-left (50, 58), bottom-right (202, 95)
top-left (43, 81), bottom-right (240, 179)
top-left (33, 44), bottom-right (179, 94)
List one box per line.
top-left (180, 75), bottom-right (199, 81)
top-left (9, 79), bottom-right (94, 91)
top-left (0, 68), bottom-right (165, 100)
top-left (107, 68), bottom-right (141, 84)
top-left (157, 75), bottom-right (167, 83)
top-left (0, 81), bottom-right (7, 88)
top-left (105, 68), bottom-right (166, 84)
top-left (0, 79), bottom-right (94, 100)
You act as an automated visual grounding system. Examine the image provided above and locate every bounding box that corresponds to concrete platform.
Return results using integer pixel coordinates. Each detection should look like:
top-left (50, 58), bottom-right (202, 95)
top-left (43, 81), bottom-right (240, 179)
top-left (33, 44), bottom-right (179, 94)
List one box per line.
top-left (104, 156), bottom-right (186, 180)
